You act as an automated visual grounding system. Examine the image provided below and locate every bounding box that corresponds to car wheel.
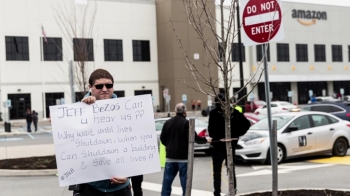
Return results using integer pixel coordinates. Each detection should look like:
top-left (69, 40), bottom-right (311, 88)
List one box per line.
top-left (332, 138), bottom-right (348, 156)
top-left (266, 144), bottom-right (285, 165)
top-left (201, 110), bottom-right (207, 117)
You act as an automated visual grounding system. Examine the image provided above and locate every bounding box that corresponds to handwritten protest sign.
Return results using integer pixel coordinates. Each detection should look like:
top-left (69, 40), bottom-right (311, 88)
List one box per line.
top-left (49, 94), bottom-right (160, 187)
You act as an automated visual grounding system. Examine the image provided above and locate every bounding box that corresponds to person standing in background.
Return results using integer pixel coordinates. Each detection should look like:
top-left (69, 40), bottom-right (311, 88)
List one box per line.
top-left (191, 99), bottom-right (196, 112)
top-left (25, 109), bottom-right (32, 132)
top-left (160, 103), bottom-right (211, 196)
top-left (197, 99), bottom-right (201, 110)
top-left (32, 110), bottom-right (38, 132)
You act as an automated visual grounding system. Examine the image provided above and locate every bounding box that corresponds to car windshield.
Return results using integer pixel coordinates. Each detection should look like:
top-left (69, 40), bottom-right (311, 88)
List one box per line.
top-left (249, 115), bottom-right (294, 130)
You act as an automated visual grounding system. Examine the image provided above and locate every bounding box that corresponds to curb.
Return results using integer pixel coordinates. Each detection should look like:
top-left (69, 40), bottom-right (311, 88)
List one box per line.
top-left (0, 169), bottom-right (57, 176)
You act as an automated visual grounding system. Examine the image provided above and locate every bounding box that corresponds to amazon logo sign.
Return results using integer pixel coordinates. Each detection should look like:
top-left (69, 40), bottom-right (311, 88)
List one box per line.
top-left (292, 9), bottom-right (327, 26)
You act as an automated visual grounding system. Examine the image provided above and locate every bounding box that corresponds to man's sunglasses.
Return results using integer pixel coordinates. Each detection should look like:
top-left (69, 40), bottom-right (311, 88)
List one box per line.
top-left (94, 83), bottom-right (114, 89)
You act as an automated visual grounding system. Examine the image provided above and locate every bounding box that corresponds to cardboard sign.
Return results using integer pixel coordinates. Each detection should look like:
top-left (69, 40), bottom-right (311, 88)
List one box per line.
top-left (50, 94), bottom-right (160, 187)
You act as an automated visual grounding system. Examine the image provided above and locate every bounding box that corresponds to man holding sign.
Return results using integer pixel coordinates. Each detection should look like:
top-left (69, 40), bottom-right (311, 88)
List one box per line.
top-left (71, 69), bottom-right (131, 196)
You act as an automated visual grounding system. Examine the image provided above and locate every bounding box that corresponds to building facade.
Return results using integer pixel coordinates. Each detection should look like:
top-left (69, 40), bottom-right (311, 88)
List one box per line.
top-left (0, 0), bottom-right (159, 120)
top-left (1, 0), bottom-right (350, 120)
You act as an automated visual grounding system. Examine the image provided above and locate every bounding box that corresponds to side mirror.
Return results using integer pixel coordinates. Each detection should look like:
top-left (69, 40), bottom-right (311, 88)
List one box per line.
top-left (286, 126), bottom-right (299, 132)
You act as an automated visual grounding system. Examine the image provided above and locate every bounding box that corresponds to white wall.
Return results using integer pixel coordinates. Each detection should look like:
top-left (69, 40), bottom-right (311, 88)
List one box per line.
top-left (0, 0), bottom-right (159, 119)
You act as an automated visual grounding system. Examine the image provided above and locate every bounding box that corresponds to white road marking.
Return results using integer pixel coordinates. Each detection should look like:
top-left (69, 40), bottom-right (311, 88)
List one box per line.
top-left (27, 133), bottom-right (35, 139)
top-left (0, 138), bottom-right (24, 142)
top-left (238, 163), bottom-right (334, 177)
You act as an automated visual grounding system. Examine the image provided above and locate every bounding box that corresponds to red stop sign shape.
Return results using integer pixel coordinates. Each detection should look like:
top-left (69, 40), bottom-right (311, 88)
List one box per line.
top-left (242, 0), bottom-right (282, 43)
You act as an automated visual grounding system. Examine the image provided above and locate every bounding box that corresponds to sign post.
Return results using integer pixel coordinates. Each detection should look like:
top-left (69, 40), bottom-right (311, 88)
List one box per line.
top-left (241, 0), bottom-right (284, 195)
top-left (182, 94), bottom-right (187, 104)
top-left (288, 91), bottom-right (293, 103)
top-left (340, 88), bottom-right (344, 101)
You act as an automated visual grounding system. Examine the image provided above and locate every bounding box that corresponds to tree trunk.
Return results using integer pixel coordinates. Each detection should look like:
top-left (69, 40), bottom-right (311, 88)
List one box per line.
top-left (225, 106), bottom-right (235, 196)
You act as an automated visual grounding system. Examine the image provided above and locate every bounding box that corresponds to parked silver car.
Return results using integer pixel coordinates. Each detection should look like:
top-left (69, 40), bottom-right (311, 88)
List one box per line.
top-left (155, 118), bottom-right (212, 155)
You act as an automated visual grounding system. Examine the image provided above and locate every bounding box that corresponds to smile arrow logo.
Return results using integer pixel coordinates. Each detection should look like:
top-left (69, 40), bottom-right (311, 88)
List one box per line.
top-left (297, 18), bottom-right (317, 26)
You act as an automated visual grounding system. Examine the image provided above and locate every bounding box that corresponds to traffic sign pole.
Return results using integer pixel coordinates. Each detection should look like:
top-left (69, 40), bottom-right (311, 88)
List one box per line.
top-left (262, 43), bottom-right (277, 196)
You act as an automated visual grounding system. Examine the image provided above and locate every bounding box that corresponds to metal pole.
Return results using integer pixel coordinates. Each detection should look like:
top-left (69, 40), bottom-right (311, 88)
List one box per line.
top-left (262, 44), bottom-right (277, 194)
top-left (41, 37), bottom-right (47, 120)
top-left (69, 60), bottom-right (75, 103)
top-left (185, 118), bottom-right (195, 196)
top-left (167, 102), bottom-right (170, 117)
top-left (237, 2), bottom-right (244, 90)
top-left (272, 120), bottom-right (278, 196)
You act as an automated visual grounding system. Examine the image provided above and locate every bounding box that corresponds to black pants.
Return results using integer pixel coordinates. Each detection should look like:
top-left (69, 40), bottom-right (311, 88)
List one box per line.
top-left (73, 184), bottom-right (131, 196)
top-left (212, 148), bottom-right (236, 196)
top-left (131, 175), bottom-right (143, 196)
top-left (33, 119), bottom-right (38, 131)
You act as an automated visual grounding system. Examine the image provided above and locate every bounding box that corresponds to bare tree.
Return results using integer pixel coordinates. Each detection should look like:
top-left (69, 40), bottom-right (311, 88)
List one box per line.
top-left (173, 0), bottom-right (266, 195)
top-left (53, 0), bottom-right (97, 100)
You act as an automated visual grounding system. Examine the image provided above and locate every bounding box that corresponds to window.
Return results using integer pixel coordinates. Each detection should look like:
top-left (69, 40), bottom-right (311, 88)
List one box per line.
top-left (5, 36), bottom-right (29, 61)
top-left (218, 43), bottom-right (224, 62)
top-left (277, 43), bottom-right (289, 62)
top-left (256, 44), bottom-right (270, 62)
top-left (311, 115), bottom-right (329, 127)
top-left (133, 40), bottom-right (150, 61)
top-left (232, 43), bottom-right (245, 62)
top-left (73, 38), bottom-right (94, 61)
top-left (311, 105), bottom-right (332, 113)
top-left (327, 116), bottom-right (339, 124)
top-left (301, 106), bottom-right (311, 111)
top-left (134, 90), bottom-right (152, 96)
top-left (314, 44), bottom-right (326, 62)
top-left (290, 116), bottom-right (311, 130)
top-left (114, 91), bottom-right (125, 98)
top-left (330, 106), bottom-right (344, 113)
top-left (296, 44), bottom-right (308, 62)
top-left (332, 45), bottom-right (342, 62)
top-left (104, 39), bottom-right (123, 61)
top-left (43, 38), bottom-right (62, 61)
top-left (155, 120), bottom-right (166, 131)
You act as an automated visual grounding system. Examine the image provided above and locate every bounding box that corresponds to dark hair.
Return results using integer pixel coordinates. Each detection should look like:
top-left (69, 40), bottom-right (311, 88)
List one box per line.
top-left (215, 93), bottom-right (225, 106)
top-left (88, 69), bottom-right (114, 86)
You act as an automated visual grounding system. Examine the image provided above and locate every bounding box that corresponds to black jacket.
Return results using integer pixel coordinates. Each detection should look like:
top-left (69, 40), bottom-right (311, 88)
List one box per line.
top-left (160, 114), bottom-right (208, 159)
top-left (208, 106), bottom-right (250, 151)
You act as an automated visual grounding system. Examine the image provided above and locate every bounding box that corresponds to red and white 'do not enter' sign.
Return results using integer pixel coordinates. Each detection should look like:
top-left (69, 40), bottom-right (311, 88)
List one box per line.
top-left (241, 0), bottom-right (284, 46)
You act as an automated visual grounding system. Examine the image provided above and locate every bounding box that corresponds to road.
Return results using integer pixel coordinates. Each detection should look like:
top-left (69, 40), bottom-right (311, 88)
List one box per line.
top-left (1, 120), bottom-right (350, 195)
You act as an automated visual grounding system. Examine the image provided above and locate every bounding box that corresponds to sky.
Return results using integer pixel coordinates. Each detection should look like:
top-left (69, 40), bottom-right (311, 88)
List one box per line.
top-left (282, 0), bottom-right (350, 7)
top-left (219, 0), bottom-right (350, 7)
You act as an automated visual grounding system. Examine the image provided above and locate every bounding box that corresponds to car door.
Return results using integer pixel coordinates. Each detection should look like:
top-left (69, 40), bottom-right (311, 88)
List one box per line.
top-left (310, 114), bottom-right (339, 151)
top-left (284, 115), bottom-right (316, 156)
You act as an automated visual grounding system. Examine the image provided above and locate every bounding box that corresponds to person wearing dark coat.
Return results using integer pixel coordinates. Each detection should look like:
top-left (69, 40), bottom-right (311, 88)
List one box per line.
top-left (26, 109), bottom-right (32, 132)
top-left (208, 94), bottom-right (251, 196)
top-left (160, 103), bottom-right (211, 196)
top-left (32, 110), bottom-right (38, 132)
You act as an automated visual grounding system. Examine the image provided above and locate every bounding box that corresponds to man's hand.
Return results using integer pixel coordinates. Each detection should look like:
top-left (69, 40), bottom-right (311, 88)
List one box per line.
top-left (206, 138), bottom-right (212, 143)
top-left (81, 96), bottom-right (96, 105)
top-left (110, 177), bottom-right (128, 184)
